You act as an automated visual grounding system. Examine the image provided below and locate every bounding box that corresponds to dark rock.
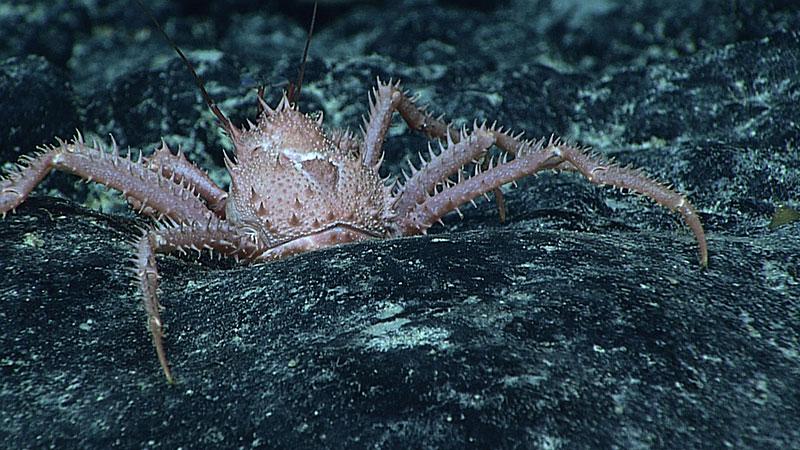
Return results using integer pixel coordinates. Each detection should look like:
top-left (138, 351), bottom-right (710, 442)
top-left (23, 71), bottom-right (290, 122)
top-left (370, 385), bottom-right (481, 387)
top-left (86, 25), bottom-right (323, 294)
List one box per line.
top-left (0, 56), bottom-right (77, 158)
top-left (2, 196), bottom-right (797, 449)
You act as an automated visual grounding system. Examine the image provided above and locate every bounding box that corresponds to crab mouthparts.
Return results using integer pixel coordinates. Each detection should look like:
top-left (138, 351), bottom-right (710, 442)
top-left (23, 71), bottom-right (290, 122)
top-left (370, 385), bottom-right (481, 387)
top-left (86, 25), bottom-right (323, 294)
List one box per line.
top-left (260, 223), bottom-right (383, 261)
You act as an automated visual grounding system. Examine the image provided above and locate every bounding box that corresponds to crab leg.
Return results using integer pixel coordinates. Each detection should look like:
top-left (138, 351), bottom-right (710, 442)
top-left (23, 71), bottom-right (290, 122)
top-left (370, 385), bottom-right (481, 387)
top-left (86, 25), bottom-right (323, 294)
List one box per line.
top-left (394, 124), bottom-right (496, 216)
top-left (543, 142), bottom-right (708, 266)
top-left (0, 135), bottom-right (211, 222)
top-left (361, 80), bottom-right (403, 168)
top-left (396, 136), bottom-right (708, 266)
top-left (392, 85), bottom-right (456, 142)
top-left (359, 79), bottom-right (505, 218)
top-left (142, 140), bottom-right (228, 214)
top-left (374, 82), bottom-right (708, 266)
top-left (134, 216), bottom-right (264, 384)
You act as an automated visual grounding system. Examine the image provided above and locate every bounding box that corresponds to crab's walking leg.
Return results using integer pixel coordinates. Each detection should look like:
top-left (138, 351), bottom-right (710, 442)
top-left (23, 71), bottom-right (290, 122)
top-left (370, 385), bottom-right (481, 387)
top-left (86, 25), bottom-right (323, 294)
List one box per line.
top-left (545, 143), bottom-right (708, 265)
top-left (134, 217), bottom-right (263, 384)
top-left (361, 80), bottom-right (403, 168)
top-left (0, 135), bottom-right (211, 222)
top-left (136, 233), bottom-right (171, 382)
top-left (393, 124), bottom-right (496, 216)
top-left (142, 141), bottom-right (228, 214)
top-left (489, 131), bottom-right (708, 266)
top-left (1, 150), bottom-right (55, 214)
top-left (362, 79), bottom-right (505, 221)
top-left (372, 82), bottom-right (708, 266)
top-left (396, 137), bottom-right (708, 266)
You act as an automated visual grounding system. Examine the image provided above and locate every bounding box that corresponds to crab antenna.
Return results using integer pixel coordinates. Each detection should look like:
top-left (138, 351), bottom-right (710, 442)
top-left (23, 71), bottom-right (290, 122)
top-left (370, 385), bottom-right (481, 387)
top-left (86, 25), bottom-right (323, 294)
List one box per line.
top-left (288, 1), bottom-right (318, 104)
top-left (133, 0), bottom-right (230, 127)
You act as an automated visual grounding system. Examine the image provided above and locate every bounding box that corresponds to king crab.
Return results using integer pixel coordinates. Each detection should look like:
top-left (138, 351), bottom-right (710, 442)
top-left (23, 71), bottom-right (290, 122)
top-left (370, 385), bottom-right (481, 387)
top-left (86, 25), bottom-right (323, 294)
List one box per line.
top-left (0, 19), bottom-right (708, 385)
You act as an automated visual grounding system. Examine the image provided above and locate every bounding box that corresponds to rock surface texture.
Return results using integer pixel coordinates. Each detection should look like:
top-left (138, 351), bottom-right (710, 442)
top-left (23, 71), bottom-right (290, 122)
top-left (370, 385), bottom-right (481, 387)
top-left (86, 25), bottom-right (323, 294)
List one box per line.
top-left (1, 0), bottom-right (798, 448)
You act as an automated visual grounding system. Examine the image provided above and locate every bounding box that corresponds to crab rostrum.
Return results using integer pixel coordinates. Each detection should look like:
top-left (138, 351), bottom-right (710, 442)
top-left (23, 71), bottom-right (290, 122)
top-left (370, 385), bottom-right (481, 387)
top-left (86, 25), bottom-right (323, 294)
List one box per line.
top-left (0, 79), bottom-right (708, 383)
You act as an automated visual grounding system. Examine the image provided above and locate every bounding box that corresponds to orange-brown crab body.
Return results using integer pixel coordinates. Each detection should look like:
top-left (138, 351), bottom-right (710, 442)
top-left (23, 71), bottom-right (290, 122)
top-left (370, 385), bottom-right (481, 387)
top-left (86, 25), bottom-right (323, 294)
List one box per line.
top-left (224, 95), bottom-right (394, 261)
